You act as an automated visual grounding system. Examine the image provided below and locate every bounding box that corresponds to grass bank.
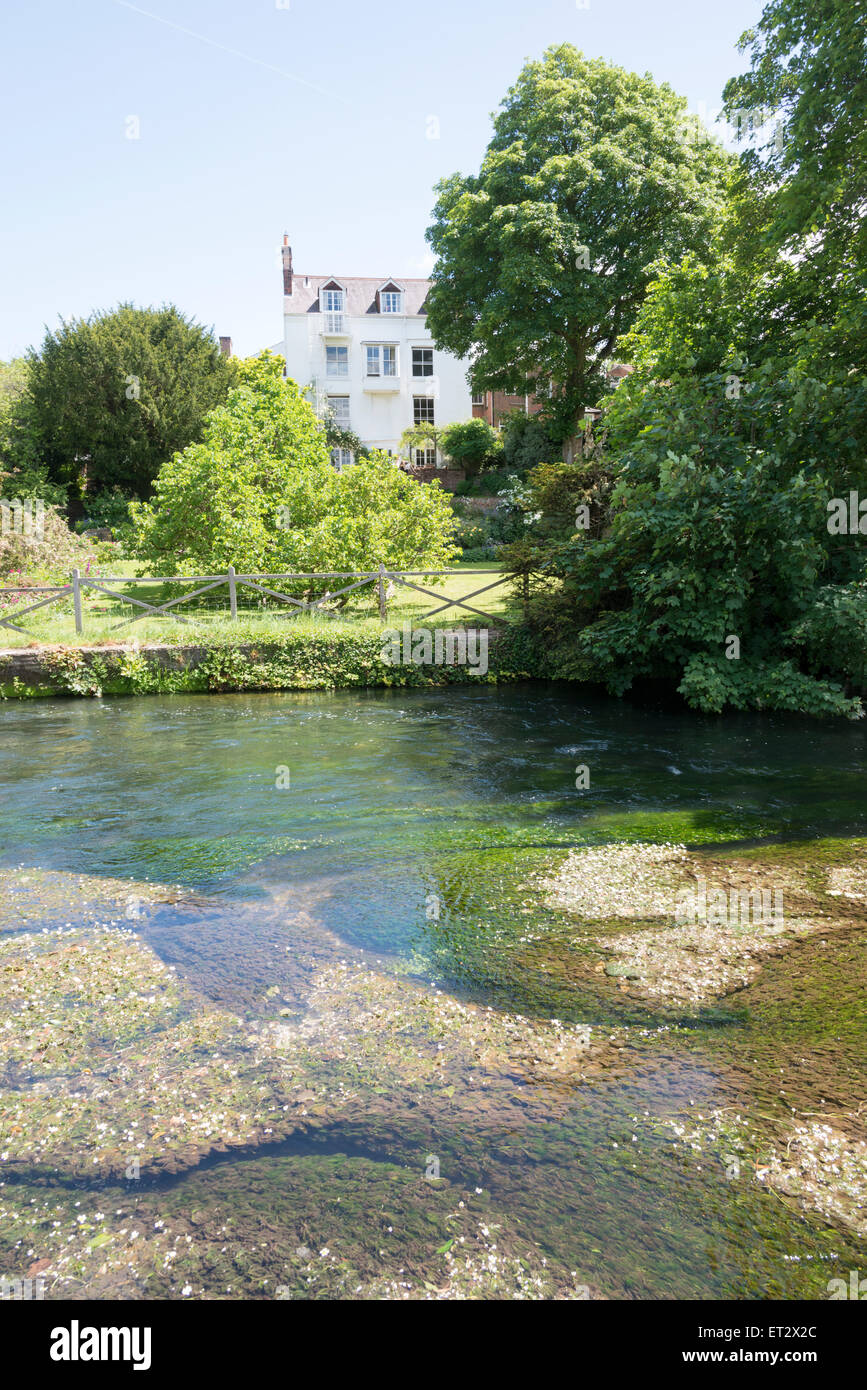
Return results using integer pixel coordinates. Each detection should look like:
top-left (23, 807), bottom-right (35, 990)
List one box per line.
top-left (0, 563), bottom-right (552, 699)
top-left (0, 564), bottom-right (514, 649)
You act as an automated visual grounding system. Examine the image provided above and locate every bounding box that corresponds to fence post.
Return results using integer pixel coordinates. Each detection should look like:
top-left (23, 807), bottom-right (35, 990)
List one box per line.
top-left (72, 568), bottom-right (83, 635)
top-left (378, 563), bottom-right (387, 622)
top-left (227, 565), bottom-right (238, 621)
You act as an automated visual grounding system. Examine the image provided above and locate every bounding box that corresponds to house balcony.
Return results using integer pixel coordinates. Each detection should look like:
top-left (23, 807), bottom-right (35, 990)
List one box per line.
top-left (363, 374), bottom-right (401, 393)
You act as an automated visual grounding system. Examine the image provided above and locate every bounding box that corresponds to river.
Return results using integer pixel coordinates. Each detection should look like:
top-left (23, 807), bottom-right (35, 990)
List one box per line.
top-left (1, 685), bottom-right (865, 1298)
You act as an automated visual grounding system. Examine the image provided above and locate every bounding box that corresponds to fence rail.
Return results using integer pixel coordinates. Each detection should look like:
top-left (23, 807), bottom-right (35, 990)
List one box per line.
top-left (0, 565), bottom-right (515, 637)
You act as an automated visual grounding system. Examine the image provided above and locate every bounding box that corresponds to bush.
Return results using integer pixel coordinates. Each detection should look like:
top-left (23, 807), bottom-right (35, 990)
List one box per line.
top-left (678, 653), bottom-right (862, 720)
top-left (75, 488), bottom-right (134, 536)
top-left (789, 580), bottom-right (867, 690)
top-left (0, 504), bottom-right (95, 582)
top-left (451, 476), bottom-right (533, 558)
top-left (10, 626), bottom-right (548, 699)
top-left (500, 412), bottom-right (563, 473)
top-left (439, 418), bottom-right (502, 476)
top-left (513, 447), bottom-right (867, 717)
top-left (459, 545), bottom-right (499, 563)
top-left (454, 468), bottom-right (519, 497)
top-left (453, 516), bottom-right (488, 550)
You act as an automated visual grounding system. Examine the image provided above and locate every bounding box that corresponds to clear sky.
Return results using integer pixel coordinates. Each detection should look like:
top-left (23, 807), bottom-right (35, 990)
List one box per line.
top-left (0, 0), bottom-right (765, 361)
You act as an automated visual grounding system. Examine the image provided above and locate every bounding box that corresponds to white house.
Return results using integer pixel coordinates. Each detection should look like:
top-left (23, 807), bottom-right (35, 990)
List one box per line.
top-left (279, 237), bottom-right (473, 468)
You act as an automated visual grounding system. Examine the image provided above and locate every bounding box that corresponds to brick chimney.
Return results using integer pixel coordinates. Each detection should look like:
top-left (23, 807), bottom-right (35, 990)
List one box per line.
top-left (219, 336), bottom-right (232, 357)
top-left (282, 234), bottom-right (293, 294)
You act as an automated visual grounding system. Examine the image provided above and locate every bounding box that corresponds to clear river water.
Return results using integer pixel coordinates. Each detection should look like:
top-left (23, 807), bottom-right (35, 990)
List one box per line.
top-left (1, 684), bottom-right (865, 1298)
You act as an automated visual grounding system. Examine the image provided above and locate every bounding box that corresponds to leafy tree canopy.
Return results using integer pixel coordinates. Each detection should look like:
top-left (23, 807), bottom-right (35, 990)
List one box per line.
top-left (425, 44), bottom-right (732, 451)
top-left (22, 303), bottom-right (236, 499)
top-left (506, 3), bottom-right (867, 720)
top-left (723, 0), bottom-right (867, 273)
top-left (130, 352), bottom-right (458, 582)
top-left (0, 357), bottom-right (67, 506)
top-left (0, 358), bottom-right (28, 412)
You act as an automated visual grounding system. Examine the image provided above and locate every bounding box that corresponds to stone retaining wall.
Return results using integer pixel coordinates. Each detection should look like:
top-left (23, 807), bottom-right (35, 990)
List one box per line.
top-left (0, 643), bottom-right (203, 683)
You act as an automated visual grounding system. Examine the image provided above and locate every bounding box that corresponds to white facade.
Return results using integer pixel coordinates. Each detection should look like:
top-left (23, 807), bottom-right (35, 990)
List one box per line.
top-left (280, 244), bottom-right (472, 466)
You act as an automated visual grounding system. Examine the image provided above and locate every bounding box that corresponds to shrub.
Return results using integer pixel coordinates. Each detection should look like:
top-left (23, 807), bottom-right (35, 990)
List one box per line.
top-left (0, 504), bottom-right (95, 582)
top-left (75, 488), bottom-right (134, 536)
top-left (500, 412), bottom-right (563, 473)
top-left (439, 418), bottom-right (502, 476)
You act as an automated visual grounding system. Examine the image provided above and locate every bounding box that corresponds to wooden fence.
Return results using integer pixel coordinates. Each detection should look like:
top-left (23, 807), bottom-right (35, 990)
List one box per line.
top-left (0, 565), bottom-right (515, 637)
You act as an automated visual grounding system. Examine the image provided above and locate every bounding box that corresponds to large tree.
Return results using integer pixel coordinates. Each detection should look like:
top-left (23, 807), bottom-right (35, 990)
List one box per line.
top-left (131, 352), bottom-right (459, 584)
top-left (425, 44), bottom-right (731, 457)
top-left (503, 9), bottom-right (867, 719)
top-left (22, 303), bottom-right (236, 499)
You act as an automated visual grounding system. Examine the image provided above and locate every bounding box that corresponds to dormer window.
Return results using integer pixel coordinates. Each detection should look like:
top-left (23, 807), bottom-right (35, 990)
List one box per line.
top-left (322, 288), bottom-right (344, 313)
top-left (377, 281), bottom-right (404, 314)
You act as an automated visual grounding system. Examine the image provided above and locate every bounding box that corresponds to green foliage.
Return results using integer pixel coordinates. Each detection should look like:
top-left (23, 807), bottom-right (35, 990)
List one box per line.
top-left (130, 352), bottom-right (459, 582)
top-left (426, 43), bottom-right (731, 445)
top-left (719, 1), bottom-right (867, 491)
top-left (452, 493), bottom-right (531, 560)
top-left (399, 423), bottom-right (444, 459)
top-left (501, 449), bottom-right (614, 579)
top-left (500, 411), bottom-right (563, 473)
top-left (439, 418), bottom-right (502, 476)
top-left (76, 488), bottom-right (134, 535)
top-left (723, 0), bottom-right (867, 277)
top-left (6, 626), bottom-right (546, 700)
top-left (43, 649), bottom-right (111, 699)
top-left (18, 304), bottom-right (236, 499)
top-left (290, 451), bottom-right (460, 581)
top-left (677, 654), bottom-right (860, 720)
top-left (0, 505), bottom-right (97, 583)
top-left (0, 357), bottom-right (68, 506)
top-left (613, 255), bottom-right (752, 381)
top-left (129, 352), bottom-right (333, 573)
top-left (0, 358), bottom-right (28, 411)
top-left (608, 244), bottom-right (867, 500)
top-left (452, 510), bottom-right (498, 560)
top-left (323, 419), bottom-right (369, 460)
top-left (789, 581), bottom-right (867, 689)
top-left (514, 99), bottom-right (867, 723)
top-left (517, 438), bottom-right (866, 716)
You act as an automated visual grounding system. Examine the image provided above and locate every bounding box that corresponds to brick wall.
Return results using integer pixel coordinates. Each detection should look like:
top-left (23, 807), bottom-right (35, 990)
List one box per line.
top-left (472, 391), bottom-right (545, 426)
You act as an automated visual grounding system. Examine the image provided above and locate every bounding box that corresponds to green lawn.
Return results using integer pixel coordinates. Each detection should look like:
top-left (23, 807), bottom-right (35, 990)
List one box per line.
top-left (0, 563), bottom-right (517, 649)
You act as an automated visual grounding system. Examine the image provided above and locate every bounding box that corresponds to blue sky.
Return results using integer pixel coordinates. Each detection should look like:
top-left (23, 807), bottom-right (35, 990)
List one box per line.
top-left (0, 0), bottom-right (764, 360)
